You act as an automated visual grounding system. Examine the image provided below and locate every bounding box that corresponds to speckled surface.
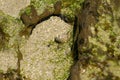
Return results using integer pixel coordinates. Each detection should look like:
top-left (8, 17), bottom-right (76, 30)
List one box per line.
top-left (20, 16), bottom-right (73, 80)
top-left (0, 0), bottom-right (30, 18)
top-left (0, 50), bottom-right (17, 72)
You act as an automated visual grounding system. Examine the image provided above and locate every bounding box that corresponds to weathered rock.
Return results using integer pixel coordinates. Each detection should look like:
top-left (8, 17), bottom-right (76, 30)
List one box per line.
top-left (0, 0), bottom-right (30, 18)
top-left (70, 0), bottom-right (120, 80)
top-left (21, 16), bottom-right (73, 80)
top-left (0, 50), bottom-right (17, 73)
top-left (20, 1), bottom-right (63, 38)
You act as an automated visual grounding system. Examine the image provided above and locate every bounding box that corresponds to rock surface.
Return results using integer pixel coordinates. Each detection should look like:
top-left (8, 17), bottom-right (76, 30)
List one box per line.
top-left (0, 50), bottom-right (17, 73)
top-left (20, 16), bottom-right (73, 80)
top-left (0, 0), bottom-right (30, 18)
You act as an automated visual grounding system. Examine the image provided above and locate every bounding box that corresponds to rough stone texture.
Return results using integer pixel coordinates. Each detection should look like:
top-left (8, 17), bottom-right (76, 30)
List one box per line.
top-left (0, 50), bottom-right (17, 72)
top-left (20, 16), bottom-right (73, 80)
top-left (0, 0), bottom-right (30, 18)
top-left (70, 0), bottom-right (120, 80)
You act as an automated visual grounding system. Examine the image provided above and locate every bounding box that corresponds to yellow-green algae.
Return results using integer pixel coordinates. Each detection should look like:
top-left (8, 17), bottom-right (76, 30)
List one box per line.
top-left (79, 1), bottom-right (120, 79)
top-left (19, 16), bottom-right (73, 80)
top-left (0, 10), bottom-right (73, 80)
top-left (0, 10), bottom-right (25, 50)
top-left (29, 0), bottom-right (84, 21)
top-left (62, 0), bottom-right (84, 19)
top-left (30, 0), bottom-right (57, 15)
top-left (0, 1), bottom-right (75, 80)
top-left (48, 34), bottom-right (73, 80)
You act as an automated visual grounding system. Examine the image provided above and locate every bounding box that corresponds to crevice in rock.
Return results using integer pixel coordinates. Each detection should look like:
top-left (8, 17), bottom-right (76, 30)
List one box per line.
top-left (15, 45), bottom-right (23, 80)
top-left (0, 45), bottom-right (27, 80)
top-left (0, 27), bottom-right (9, 51)
top-left (20, 1), bottom-right (72, 38)
top-left (68, 0), bottom-right (101, 80)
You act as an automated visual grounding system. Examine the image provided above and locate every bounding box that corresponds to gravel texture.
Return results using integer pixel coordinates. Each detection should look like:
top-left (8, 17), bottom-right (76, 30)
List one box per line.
top-left (20, 16), bottom-right (73, 80)
top-left (0, 50), bottom-right (17, 73)
top-left (0, 0), bottom-right (30, 18)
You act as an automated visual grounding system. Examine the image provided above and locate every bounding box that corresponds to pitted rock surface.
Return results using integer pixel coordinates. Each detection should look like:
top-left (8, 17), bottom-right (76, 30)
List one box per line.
top-left (21, 16), bottom-right (73, 80)
top-left (0, 0), bottom-right (30, 18)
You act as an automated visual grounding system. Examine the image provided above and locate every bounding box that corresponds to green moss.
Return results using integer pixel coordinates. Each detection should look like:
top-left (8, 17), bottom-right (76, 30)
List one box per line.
top-left (30, 0), bottom-right (57, 15)
top-left (0, 69), bottom-right (3, 73)
top-left (77, 1), bottom-right (120, 79)
top-left (29, 0), bottom-right (84, 21)
top-left (0, 10), bottom-right (25, 50)
top-left (24, 7), bottom-right (32, 16)
top-left (44, 31), bottom-right (73, 80)
top-left (62, 0), bottom-right (84, 19)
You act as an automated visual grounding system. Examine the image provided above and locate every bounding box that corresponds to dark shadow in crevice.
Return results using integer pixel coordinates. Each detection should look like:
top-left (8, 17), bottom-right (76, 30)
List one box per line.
top-left (20, 1), bottom-right (74, 37)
